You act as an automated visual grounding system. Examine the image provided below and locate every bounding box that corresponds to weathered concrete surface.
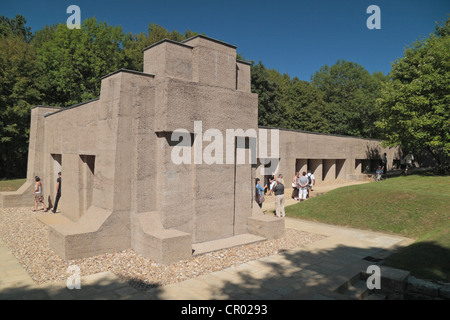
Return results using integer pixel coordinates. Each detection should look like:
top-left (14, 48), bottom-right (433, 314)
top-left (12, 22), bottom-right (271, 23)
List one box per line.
top-left (255, 128), bottom-right (399, 186)
top-left (1, 35), bottom-right (400, 264)
top-left (1, 35), bottom-right (284, 263)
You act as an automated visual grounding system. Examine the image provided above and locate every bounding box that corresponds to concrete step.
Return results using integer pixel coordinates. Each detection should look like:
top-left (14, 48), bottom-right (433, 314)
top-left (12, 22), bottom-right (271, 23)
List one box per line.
top-left (192, 234), bottom-right (266, 256)
top-left (342, 280), bottom-right (371, 300)
top-left (335, 272), bottom-right (370, 300)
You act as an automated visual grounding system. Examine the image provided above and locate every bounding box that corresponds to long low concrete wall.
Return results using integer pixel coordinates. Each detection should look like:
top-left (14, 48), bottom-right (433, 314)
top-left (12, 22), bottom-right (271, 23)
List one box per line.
top-left (255, 128), bottom-right (399, 185)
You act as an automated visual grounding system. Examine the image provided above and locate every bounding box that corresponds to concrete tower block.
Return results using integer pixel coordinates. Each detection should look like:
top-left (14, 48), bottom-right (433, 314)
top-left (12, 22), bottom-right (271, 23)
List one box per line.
top-left (183, 35), bottom-right (237, 90)
top-left (236, 60), bottom-right (252, 92)
top-left (143, 40), bottom-right (193, 82)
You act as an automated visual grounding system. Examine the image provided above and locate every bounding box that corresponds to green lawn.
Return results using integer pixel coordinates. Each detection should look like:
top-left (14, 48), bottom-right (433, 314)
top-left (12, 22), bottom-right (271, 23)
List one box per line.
top-left (285, 174), bottom-right (450, 281)
top-left (0, 178), bottom-right (26, 192)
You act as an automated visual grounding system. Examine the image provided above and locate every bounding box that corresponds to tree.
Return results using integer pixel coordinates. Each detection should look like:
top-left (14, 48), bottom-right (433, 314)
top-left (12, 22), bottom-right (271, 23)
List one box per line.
top-left (285, 78), bottom-right (330, 133)
top-left (35, 17), bottom-right (127, 107)
top-left (0, 17), bottom-right (41, 178)
top-left (376, 17), bottom-right (450, 168)
top-left (251, 62), bottom-right (287, 128)
top-left (0, 15), bottom-right (32, 41)
top-left (311, 60), bottom-right (388, 138)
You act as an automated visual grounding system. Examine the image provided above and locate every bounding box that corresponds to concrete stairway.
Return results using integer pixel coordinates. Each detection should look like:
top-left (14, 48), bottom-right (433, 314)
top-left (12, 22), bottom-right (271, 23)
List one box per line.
top-left (335, 272), bottom-right (387, 300)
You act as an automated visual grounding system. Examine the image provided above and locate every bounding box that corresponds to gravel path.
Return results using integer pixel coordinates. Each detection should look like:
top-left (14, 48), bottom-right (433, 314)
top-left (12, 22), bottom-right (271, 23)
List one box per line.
top-left (0, 207), bottom-right (326, 290)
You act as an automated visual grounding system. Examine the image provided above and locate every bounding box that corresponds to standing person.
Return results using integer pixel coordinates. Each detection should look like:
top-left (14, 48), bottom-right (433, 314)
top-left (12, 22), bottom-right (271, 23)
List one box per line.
top-left (267, 174), bottom-right (276, 196)
top-left (291, 172), bottom-right (299, 200)
top-left (306, 170), bottom-right (315, 198)
top-left (405, 152), bottom-right (414, 174)
top-left (382, 153), bottom-right (388, 175)
top-left (52, 172), bottom-right (62, 213)
top-left (400, 157), bottom-right (406, 174)
top-left (277, 173), bottom-right (284, 185)
top-left (298, 172), bottom-right (309, 201)
top-left (32, 176), bottom-right (48, 212)
top-left (273, 176), bottom-right (285, 218)
top-left (255, 178), bottom-right (265, 208)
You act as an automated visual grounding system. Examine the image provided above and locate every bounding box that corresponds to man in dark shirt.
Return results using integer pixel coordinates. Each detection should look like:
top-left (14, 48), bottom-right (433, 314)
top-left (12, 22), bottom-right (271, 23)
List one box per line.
top-left (273, 174), bottom-right (285, 218)
top-left (52, 172), bottom-right (61, 213)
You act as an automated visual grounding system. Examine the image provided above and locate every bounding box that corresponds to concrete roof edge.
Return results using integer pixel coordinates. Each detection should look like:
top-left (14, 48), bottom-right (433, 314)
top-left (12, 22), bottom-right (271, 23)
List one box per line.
top-left (258, 126), bottom-right (383, 142)
top-left (31, 106), bottom-right (61, 110)
top-left (237, 59), bottom-right (253, 66)
top-left (143, 38), bottom-right (194, 52)
top-left (182, 34), bottom-right (238, 49)
top-left (44, 98), bottom-right (100, 118)
top-left (101, 68), bottom-right (155, 80)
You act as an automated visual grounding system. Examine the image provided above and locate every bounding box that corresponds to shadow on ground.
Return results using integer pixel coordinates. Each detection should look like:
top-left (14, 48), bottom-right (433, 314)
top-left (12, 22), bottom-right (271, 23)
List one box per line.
top-left (1, 241), bottom-right (449, 300)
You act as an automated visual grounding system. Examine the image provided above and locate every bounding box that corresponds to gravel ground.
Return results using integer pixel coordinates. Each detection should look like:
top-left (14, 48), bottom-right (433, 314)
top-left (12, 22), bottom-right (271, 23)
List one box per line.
top-left (0, 207), bottom-right (326, 290)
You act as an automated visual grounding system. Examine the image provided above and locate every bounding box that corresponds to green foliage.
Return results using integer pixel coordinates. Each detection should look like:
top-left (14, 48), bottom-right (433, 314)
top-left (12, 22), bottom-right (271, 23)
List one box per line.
top-left (283, 78), bottom-right (330, 133)
top-left (0, 16), bottom-right (42, 178)
top-left (0, 15), bottom-right (32, 41)
top-left (376, 17), bottom-right (450, 166)
top-left (311, 60), bottom-right (388, 138)
top-left (251, 63), bottom-right (330, 133)
top-left (285, 174), bottom-right (450, 281)
top-left (251, 62), bottom-right (286, 128)
top-left (34, 18), bottom-right (126, 106)
top-left (0, 16), bottom-right (199, 177)
top-left (0, 178), bottom-right (27, 191)
top-left (1, 13), bottom-right (448, 178)
top-left (34, 20), bottom-right (198, 106)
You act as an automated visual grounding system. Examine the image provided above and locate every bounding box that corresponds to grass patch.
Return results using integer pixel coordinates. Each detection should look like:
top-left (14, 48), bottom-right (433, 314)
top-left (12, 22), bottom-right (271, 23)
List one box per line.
top-left (0, 179), bottom-right (26, 192)
top-left (285, 174), bottom-right (450, 281)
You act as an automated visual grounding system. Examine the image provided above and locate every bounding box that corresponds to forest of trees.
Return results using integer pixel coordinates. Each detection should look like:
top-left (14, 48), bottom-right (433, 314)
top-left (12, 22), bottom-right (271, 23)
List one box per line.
top-left (1, 15), bottom-right (449, 178)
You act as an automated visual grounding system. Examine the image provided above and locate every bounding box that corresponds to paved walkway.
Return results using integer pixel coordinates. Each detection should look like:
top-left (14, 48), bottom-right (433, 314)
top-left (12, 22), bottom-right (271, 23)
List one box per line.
top-left (0, 216), bottom-right (414, 300)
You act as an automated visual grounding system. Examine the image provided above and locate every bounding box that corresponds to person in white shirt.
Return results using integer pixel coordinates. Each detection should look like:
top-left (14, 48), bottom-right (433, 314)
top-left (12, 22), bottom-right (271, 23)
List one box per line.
top-left (306, 170), bottom-right (315, 198)
top-left (32, 176), bottom-right (48, 212)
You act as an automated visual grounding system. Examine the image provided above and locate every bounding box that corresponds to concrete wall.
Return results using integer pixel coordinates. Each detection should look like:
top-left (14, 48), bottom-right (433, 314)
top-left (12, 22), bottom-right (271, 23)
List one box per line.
top-left (255, 128), bottom-right (399, 184)
top-left (8, 35), bottom-right (284, 263)
top-left (0, 106), bottom-right (60, 208)
top-left (3, 35), bottom-right (403, 264)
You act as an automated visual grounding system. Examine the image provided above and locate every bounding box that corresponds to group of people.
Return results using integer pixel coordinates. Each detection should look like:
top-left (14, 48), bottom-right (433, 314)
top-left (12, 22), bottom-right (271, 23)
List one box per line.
top-left (255, 174), bottom-right (285, 218)
top-left (255, 170), bottom-right (316, 218)
top-left (376, 152), bottom-right (414, 181)
top-left (32, 172), bottom-right (61, 214)
top-left (291, 171), bottom-right (315, 201)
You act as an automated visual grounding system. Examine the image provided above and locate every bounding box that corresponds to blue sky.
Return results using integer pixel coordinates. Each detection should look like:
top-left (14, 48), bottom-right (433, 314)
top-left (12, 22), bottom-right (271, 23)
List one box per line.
top-left (2, 0), bottom-right (449, 81)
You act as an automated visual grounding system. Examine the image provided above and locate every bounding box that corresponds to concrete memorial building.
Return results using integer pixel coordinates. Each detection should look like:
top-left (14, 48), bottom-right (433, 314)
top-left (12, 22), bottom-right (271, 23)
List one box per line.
top-left (0, 35), bottom-right (396, 263)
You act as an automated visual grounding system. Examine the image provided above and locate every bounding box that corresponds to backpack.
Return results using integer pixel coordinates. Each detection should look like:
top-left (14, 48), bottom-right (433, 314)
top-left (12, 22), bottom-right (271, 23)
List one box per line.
top-left (307, 174), bottom-right (312, 185)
